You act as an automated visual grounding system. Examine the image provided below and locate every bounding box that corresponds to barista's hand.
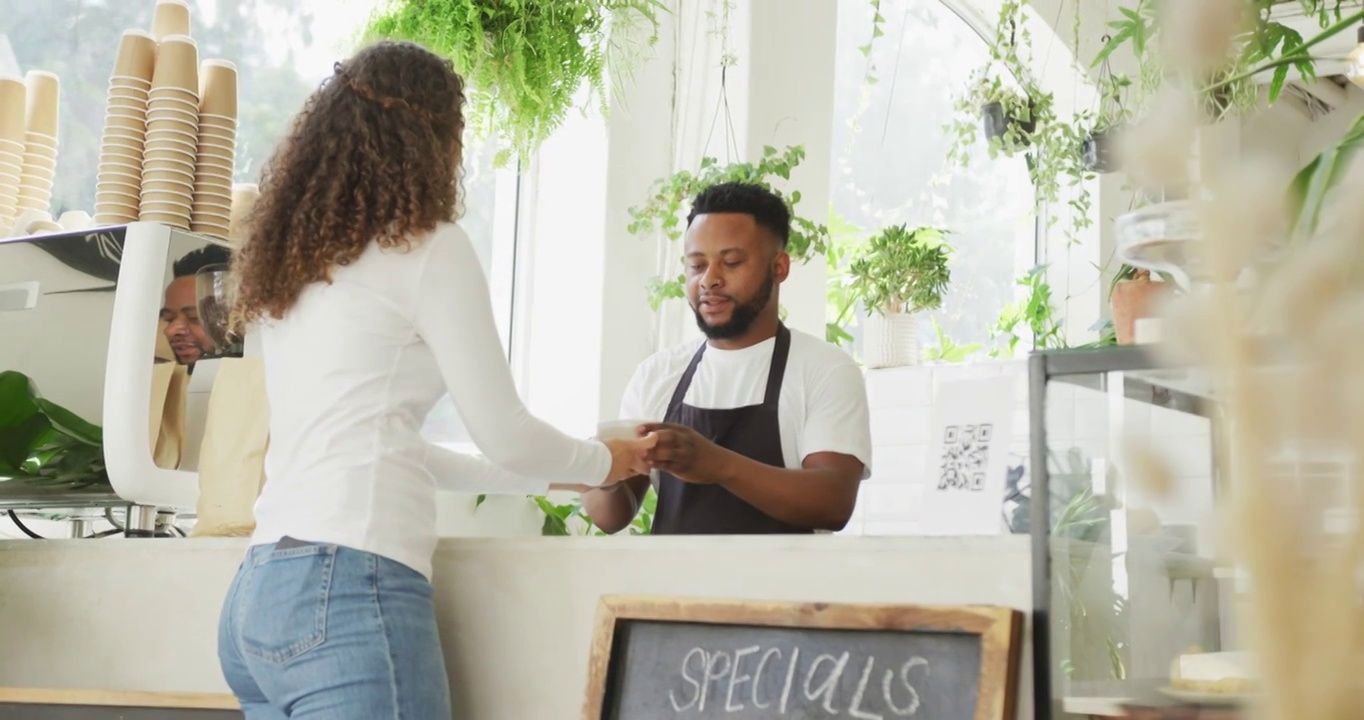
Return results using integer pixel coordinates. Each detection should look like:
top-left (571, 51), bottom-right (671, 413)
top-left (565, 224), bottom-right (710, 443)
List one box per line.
top-left (603, 434), bottom-right (657, 484)
top-left (635, 422), bottom-right (727, 485)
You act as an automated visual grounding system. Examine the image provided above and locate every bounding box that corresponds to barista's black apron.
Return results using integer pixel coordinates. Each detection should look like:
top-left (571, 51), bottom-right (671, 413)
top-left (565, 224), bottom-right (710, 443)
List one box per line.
top-left (652, 324), bottom-right (811, 535)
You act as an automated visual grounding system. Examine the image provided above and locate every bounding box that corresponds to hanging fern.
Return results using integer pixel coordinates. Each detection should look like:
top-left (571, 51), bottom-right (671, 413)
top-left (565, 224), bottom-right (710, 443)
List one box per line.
top-left (364, 0), bottom-right (666, 165)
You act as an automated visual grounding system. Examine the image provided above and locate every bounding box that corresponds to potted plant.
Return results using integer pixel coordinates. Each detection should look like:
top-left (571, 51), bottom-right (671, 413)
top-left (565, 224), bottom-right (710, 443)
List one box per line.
top-left (629, 145), bottom-right (831, 310)
top-left (946, 1), bottom-right (1093, 244)
top-left (976, 76), bottom-right (1037, 152)
top-left (364, 0), bottom-right (666, 165)
top-left (1081, 51), bottom-right (1133, 174)
top-left (846, 224), bottom-right (951, 369)
top-left (1109, 264), bottom-right (1172, 345)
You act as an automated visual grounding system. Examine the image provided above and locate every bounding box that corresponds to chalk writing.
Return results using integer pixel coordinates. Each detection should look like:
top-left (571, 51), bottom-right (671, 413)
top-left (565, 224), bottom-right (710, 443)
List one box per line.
top-left (666, 645), bottom-right (930, 718)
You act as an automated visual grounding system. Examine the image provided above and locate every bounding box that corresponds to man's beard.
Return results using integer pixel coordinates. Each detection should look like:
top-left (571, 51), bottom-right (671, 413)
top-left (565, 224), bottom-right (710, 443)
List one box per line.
top-left (692, 272), bottom-right (775, 340)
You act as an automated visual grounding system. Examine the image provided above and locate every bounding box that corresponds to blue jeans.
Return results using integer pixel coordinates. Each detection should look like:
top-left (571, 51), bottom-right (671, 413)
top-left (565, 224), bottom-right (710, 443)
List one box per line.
top-left (217, 540), bottom-right (451, 719)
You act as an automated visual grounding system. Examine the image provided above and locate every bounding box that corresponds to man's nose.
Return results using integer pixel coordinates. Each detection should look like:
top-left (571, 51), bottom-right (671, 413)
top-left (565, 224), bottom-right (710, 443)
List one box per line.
top-left (700, 265), bottom-right (722, 289)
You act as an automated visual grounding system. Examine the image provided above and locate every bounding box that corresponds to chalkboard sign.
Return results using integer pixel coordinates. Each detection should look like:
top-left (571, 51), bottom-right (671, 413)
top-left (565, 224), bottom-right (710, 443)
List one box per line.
top-left (582, 597), bottom-right (1021, 720)
top-left (0, 689), bottom-right (242, 720)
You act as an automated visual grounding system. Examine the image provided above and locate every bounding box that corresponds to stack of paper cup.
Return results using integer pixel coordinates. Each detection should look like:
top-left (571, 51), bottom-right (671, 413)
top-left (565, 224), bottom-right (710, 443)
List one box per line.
top-left (141, 35), bottom-right (198, 229)
top-left (151, 0), bottom-right (191, 41)
top-left (95, 30), bottom-right (157, 226)
top-left (227, 182), bottom-right (258, 245)
top-left (190, 60), bottom-right (236, 239)
top-left (16, 71), bottom-right (59, 216)
top-left (0, 76), bottom-right (25, 232)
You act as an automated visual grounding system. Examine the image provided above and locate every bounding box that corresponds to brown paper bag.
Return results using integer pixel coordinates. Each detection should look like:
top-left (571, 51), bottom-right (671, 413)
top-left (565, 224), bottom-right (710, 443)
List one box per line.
top-left (148, 360), bottom-right (189, 470)
top-left (191, 358), bottom-right (271, 538)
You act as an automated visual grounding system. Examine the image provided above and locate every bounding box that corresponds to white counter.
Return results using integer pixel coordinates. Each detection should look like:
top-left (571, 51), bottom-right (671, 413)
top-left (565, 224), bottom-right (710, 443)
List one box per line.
top-left (0, 534), bottom-right (1034, 719)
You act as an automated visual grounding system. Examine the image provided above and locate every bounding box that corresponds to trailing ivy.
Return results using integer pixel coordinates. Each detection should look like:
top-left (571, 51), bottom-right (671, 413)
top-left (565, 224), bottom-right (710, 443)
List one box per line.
top-left (365, 0), bottom-right (666, 165)
top-left (629, 145), bottom-right (831, 310)
top-left (946, 0), bottom-right (1095, 245)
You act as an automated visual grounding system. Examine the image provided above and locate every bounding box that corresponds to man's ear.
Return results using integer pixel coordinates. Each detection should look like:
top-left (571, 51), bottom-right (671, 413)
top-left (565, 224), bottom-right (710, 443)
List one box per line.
top-left (773, 250), bottom-right (791, 283)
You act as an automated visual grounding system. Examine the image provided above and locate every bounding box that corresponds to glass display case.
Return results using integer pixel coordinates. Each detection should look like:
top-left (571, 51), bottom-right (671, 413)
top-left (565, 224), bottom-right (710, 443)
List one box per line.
top-left (1027, 346), bottom-right (1230, 719)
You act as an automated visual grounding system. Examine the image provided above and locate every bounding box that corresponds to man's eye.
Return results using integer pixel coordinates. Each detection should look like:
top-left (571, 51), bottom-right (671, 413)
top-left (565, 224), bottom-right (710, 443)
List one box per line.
top-left (724, 261), bottom-right (742, 268)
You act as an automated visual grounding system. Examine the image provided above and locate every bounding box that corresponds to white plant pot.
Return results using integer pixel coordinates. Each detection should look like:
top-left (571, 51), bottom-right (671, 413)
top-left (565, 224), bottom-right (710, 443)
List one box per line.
top-left (863, 312), bottom-right (921, 369)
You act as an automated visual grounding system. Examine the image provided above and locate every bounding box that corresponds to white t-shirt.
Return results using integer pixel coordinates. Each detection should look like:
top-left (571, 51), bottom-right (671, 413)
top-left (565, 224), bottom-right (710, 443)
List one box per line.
top-left (619, 328), bottom-right (873, 477)
top-left (251, 222), bottom-right (610, 580)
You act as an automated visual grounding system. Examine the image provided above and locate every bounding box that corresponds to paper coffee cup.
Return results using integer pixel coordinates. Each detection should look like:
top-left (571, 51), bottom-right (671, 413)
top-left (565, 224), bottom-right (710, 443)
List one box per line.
top-left (596, 420), bottom-right (650, 441)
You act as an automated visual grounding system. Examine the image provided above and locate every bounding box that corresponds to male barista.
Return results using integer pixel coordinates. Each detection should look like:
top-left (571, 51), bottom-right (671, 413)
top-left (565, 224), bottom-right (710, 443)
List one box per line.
top-left (161, 244), bottom-right (231, 366)
top-left (584, 183), bottom-right (872, 534)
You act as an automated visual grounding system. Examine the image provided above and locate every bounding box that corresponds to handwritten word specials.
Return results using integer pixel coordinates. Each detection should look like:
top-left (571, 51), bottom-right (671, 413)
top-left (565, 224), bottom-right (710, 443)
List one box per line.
top-left (667, 646), bottom-right (931, 718)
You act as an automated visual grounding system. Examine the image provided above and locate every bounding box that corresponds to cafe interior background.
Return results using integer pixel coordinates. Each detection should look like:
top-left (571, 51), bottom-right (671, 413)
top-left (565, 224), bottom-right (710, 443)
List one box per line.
top-left (2, 0), bottom-right (1363, 717)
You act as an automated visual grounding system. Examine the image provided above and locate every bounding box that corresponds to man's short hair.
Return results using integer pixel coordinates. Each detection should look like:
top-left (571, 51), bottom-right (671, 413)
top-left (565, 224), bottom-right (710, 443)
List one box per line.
top-left (685, 182), bottom-right (792, 248)
top-left (172, 244), bottom-right (232, 278)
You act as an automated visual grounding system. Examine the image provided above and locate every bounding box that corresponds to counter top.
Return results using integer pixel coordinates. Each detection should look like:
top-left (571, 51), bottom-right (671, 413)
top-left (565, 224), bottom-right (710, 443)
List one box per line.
top-left (0, 533), bottom-right (1035, 719)
top-left (0, 531), bottom-right (1031, 551)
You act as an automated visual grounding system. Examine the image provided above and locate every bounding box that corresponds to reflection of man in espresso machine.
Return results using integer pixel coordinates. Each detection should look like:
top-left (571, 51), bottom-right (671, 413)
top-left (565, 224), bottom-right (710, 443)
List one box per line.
top-left (161, 245), bottom-right (232, 366)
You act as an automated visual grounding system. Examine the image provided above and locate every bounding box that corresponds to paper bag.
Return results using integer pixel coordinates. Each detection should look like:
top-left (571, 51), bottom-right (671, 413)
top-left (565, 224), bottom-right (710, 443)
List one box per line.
top-left (148, 360), bottom-right (189, 470)
top-left (191, 358), bottom-right (270, 538)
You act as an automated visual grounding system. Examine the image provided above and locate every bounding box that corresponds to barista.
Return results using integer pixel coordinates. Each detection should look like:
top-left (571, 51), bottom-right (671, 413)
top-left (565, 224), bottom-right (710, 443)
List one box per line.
top-left (582, 183), bottom-right (873, 535)
top-left (160, 244), bottom-right (231, 366)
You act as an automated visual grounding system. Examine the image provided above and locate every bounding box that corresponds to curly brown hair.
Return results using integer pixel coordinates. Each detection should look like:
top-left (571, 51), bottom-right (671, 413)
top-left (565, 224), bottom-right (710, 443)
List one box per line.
top-left (230, 40), bottom-right (466, 328)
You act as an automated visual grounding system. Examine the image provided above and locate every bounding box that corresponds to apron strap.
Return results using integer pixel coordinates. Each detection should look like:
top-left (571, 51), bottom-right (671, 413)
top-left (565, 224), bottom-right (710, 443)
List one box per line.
top-left (666, 323), bottom-right (792, 416)
top-left (761, 324), bottom-right (792, 408)
top-left (665, 340), bottom-right (708, 418)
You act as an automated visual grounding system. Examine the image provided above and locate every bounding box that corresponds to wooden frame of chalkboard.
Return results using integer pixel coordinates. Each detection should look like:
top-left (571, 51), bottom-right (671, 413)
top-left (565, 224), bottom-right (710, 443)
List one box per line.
top-left (0, 689), bottom-right (242, 719)
top-left (582, 596), bottom-right (1023, 720)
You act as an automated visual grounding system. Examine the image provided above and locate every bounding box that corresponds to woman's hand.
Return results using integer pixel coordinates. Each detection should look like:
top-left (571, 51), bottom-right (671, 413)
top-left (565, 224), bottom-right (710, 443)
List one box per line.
top-left (602, 434), bottom-right (657, 484)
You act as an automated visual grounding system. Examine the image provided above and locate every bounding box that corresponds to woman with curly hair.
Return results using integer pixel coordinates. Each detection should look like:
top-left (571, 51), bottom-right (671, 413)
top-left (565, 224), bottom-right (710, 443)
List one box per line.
top-left (216, 40), bottom-right (652, 718)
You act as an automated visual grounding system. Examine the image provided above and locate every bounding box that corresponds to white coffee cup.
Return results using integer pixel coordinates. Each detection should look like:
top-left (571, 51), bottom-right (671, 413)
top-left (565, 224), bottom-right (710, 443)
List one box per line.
top-left (596, 419), bottom-right (650, 441)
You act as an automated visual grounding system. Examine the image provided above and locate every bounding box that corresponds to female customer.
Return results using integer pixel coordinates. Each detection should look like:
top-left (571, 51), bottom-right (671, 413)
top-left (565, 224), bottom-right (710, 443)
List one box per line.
top-left (217, 40), bottom-right (650, 719)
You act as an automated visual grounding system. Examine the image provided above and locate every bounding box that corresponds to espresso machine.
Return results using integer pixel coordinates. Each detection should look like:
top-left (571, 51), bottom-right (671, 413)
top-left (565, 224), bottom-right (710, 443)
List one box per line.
top-left (0, 221), bottom-right (252, 536)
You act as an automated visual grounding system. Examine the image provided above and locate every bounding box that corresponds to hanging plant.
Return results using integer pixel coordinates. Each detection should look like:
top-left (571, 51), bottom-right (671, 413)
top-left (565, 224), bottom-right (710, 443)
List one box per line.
top-left (1082, 40), bottom-right (1134, 174)
top-left (629, 145), bottom-right (832, 310)
top-left (946, 1), bottom-right (1093, 244)
top-left (364, 0), bottom-right (667, 165)
top-left (976, 80), bottom-right (1037, 153)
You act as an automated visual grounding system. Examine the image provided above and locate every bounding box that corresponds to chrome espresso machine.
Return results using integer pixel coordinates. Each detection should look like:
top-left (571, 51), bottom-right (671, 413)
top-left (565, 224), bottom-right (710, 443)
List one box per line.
top-left (0, 221), bottom-right (245, 538)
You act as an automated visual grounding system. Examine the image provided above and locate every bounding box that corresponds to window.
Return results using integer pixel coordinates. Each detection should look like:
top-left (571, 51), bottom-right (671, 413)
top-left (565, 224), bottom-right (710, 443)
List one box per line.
top-left (829, 0), bottom-right (1037, 354)
top-left (0, 1), bottom-right (520, 451)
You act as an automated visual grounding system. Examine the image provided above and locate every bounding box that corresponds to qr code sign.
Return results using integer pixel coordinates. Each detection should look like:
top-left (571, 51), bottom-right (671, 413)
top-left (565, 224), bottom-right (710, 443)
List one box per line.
top-left (937, 423), bottom-right (992, 492)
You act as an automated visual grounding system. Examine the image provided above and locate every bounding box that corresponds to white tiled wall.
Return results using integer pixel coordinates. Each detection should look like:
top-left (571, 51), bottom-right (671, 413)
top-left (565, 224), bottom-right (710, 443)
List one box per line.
top-left (845, 359), bottom-right (1216, 543)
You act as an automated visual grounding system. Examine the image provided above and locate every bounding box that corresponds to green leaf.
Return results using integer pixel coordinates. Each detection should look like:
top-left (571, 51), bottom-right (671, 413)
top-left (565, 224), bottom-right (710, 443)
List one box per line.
top-left (1092, 26), bottom-right (1134, 67)
top-left (1288, 111), bottom-right (1364, 242)
top-left (0, 414), bottom-right (52, 473)
top-left (35, 399), bottom-right (102, 446)
top-left (541, 513), bottom-right (569, 536)
top-left (1267, 63), bottom-right (1289, 103)
top-left (0, 371), bottom-right (39, 428)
